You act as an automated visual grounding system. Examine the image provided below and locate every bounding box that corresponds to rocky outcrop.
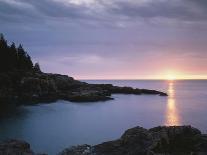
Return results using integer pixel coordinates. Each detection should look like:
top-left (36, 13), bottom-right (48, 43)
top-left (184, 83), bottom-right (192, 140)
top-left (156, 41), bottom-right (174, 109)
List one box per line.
top-left (59, 126), bottom-right (207, 155)
top-left (1, 126), bottom-right (206, 155)
top-left (0, 71), bottom-right (167, 106)
top-left (0, 139), bottom-right (46, 155)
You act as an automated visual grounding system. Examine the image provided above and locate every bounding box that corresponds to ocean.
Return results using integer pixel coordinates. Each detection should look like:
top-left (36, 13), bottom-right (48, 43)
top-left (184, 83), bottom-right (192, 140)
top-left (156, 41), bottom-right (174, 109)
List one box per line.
top-left (0, 80), bottom-right (206, 154)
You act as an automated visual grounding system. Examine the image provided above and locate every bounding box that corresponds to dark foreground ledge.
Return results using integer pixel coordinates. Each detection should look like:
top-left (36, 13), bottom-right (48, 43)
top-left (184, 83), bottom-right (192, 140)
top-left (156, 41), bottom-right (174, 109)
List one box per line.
top-left (1, 126), bottom-right (207, 155)
top-left (59, 125), bottom-right (207, 155)
top-left (0, 71), bottom-right (167, 105)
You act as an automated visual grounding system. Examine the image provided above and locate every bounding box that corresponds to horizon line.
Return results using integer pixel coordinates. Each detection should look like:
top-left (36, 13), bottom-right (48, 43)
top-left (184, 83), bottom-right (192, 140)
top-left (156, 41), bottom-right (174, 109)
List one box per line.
top-left (77, 78), bottom-right (207, 81)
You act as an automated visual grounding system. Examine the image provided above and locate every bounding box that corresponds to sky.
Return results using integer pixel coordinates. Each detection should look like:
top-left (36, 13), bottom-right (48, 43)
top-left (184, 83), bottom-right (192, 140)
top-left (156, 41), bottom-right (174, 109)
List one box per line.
top-left (0, 0), bottom-right (207, 79)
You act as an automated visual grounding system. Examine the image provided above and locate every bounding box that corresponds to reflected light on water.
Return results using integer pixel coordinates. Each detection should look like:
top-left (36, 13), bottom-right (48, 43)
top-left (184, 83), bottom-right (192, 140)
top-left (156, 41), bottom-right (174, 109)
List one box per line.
top-left (165, 81), bottom-right (180, 126)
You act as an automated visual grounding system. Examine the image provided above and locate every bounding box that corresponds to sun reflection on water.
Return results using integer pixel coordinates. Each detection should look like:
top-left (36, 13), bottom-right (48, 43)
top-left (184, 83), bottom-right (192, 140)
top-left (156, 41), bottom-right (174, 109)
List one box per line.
top-left (165, 81), bottom-right (180, 126)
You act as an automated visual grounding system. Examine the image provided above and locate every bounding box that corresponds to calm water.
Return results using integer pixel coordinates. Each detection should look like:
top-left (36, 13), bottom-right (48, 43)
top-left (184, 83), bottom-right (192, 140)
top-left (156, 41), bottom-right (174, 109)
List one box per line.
top-left (0, 80), bottom-right (207, 154)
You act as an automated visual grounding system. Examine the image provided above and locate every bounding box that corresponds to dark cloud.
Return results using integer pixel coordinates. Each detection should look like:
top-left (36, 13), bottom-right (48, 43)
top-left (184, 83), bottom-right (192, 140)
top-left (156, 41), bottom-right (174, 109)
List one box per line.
top-left (107, 0), bottom-right (207, 21)
top-left (190, 0), bottom-right (207, 7)
top-left (0, 0), bottom-right (45, 25)
top-left (1, 0), bottom-right (207, 26)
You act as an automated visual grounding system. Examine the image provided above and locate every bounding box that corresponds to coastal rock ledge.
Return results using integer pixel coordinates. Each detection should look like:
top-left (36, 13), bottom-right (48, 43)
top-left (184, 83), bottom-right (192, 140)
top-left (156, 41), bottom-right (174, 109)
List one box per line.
top-left (0, 71), bottom-right (167, 106)
top-left (1, 126), bottom-right (207, 155)
top-left (59, 126), bottom-right (207, 155)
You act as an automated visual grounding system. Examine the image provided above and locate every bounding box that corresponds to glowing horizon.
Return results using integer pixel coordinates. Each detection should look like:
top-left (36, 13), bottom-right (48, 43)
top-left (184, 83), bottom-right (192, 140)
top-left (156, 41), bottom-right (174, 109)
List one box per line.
top-left (76, 77), bottom-right (207, 80)
top-left (75, 73), bottom-right (207, 80)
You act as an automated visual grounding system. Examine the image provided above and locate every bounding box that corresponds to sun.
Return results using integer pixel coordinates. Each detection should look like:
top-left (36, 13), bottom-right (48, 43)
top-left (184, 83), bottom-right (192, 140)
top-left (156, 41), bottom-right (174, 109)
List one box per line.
top-left (167, 74), bottom-right (176, 80)
top-left (165, 71), bottom-right (177, 80)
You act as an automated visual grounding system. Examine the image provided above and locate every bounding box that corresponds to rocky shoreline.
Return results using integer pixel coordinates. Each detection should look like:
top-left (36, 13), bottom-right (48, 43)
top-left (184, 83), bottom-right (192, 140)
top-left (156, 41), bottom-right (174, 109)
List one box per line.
top-left (0, 34), bottom-right (167, 109)
top-left (1, 125), bottom-right (207, 155)
top-left (0, 70), bottom-right (167, 107)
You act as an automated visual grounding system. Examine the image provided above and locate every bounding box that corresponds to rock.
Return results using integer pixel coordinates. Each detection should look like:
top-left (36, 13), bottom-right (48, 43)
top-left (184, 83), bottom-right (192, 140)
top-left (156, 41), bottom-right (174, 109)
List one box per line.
top-left (149, 126), bottom-right (207, 154)
top-left (0, 139), bottom-right (46, 155)
top-left (1, 126), bottom-right (206, 155)
top-left (159, 92), bottom-right (168, 96)
top-left (0, 70), bottom-right (167, 107)
top-left (58, 145), bottom-right (92, 155)
top-left (59, 126), bottom-right (207, 155)
top-left (93, 84), bottom-right (168, 96)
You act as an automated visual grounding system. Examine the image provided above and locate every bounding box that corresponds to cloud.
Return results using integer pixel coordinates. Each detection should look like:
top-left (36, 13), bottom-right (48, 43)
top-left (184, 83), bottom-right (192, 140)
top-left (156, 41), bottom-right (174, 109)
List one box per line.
top-left (0, 0), bottom-right (207, 78)
top-left (107, 0), bottom-right (207, 21)
top-left (1, 0), bottom-right (207, 27)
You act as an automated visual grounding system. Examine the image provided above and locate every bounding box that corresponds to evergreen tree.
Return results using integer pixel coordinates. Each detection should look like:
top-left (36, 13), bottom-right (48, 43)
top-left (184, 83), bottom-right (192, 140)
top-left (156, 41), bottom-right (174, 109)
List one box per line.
top-left (17, 44), bottom-right (33, 70)
top-left (9, 42), bottom-right (18, 69)
top-left (0, 34), bottom-right (33, 72)
top-left (0, 34), bottom-right (7, 48)
top-left (25, 54), bottom-right (33, 70)
top-left (34, 63), bottom-right (41, 72)
top-left (17, 44), bottom-right (25, 69)
top-left (0, 34), bottom-right (9, 72)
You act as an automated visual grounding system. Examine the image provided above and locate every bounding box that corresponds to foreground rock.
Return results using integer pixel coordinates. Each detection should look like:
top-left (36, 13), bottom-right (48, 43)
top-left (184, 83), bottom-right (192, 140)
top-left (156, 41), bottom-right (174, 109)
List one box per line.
top-left (0, 139), bottom-right (46, 155)
top-left (0, 70), bottom-right (167, 106)
top-left (59, 126), bottom-right (207, 155)
top-left (1, 126), bottom-right (206, 155)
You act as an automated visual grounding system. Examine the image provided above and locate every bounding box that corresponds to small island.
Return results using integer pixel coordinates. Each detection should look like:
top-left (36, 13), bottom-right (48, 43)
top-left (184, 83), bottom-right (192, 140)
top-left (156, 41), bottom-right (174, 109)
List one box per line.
top-left (0, 34), bottom-right (167, 111)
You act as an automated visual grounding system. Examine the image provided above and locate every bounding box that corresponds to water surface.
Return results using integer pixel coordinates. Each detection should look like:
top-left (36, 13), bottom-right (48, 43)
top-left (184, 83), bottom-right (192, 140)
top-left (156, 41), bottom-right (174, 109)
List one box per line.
top-left (0, 80), bottom-right (206, 154)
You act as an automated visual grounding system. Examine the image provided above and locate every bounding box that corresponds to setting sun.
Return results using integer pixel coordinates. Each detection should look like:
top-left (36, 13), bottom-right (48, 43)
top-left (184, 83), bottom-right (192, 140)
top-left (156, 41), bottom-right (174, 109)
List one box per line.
top-left (166, 74), bottom-right (176, 80)
top-left (164, 71), bottom-right (178, 80)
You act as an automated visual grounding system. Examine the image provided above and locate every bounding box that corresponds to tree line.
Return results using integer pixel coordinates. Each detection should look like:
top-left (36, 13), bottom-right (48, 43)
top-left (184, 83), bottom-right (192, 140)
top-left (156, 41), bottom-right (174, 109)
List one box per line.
top-left (0, 34), bottom-right (40, 73)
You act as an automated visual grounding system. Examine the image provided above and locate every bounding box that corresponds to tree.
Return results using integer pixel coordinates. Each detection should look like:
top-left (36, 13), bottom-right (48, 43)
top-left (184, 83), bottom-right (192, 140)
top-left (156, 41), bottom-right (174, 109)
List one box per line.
top-left (9, 42), bottom-right (18, 69)
top-left (0, 34), bottom-right (7, 48)
top-left (17, 44), bottom-right (33, 70)
top-left (0, 34), bottom-right (34, 73)
top-left (34, 63), bottom-right (41, 72)
top-left (0, 34), bottom-right (9, 72)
